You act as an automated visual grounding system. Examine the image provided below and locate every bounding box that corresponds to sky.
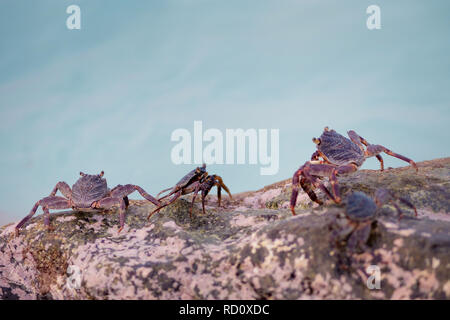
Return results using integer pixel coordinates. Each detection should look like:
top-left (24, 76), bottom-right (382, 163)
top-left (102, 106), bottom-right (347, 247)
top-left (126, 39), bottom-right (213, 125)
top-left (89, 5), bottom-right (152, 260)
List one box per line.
top-left (0, 0), bottom-right (449, 225)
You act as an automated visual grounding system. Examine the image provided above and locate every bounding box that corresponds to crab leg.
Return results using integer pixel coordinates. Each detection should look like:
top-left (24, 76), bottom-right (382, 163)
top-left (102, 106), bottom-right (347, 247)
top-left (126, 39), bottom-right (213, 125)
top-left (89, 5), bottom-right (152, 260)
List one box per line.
top-left (105, 184), bottom-right (162, 229)
top-left (335, 163), bottom-right (358, 175)
top-left (316, 180), bottom-right (336, 203)
top-left (16, 203), bottom-right (39, 234)
top-left (15, 196), bottom-right (71, 236)
top-left (41, 207), bottom-right (57, 232)
top-left (347, 130), bottom-right (367, 150)
top-left (349, 130), bottom-right (418, 172)
top-left (50, 181), bottom-right (72, 198)
top-left (156, 187), bottom-right (173, 199)
top-left (390, 202), bottom-right (404, 220)
top-left (157, 186), bottom-right (180, 202)
top-left (290, 166), bottom-right (305, 215)
top-left (291, 162), bottom-right (340, 215)
top-left (347, 222), bottom-right (371, 253)
top-left (380, 147), bottom-right (418, 172)
top-left (190, 180), bottom-right (214, 216)
top-left (213, 175), bottom-right (232, 207)
top-left (110, 184), bottom-right (161, 206)
top-left (291, 165), bottom-right (325, 215)
top-left (94, 197), bottom-right (127, 233)
top-left (304, 163), bottom-right (342, 202)
top-left (291, 161), bottom-right (359, 214)
top-left (148, 189), bottom-right (183, 220)
top-left (201, 188), bottom-right (211, 215)
top-left (376, 154), bottom-right (384, 171)
top-left (191, 176), bottom-right (231, 215)
top-left (302, 166), bottom-right (338, 202)
top-left (300, 176), bottom-right (323, 205)
top-left (365, 143), bottom-right (418, 171)
top-left (350, 130), bottom-right (385, 170)
top-left (330, 224), bottom-right (356, 247)
top-left (189, 183), bottom-right (202, 218)
top-left (389, 197), bottom-right (418, 220)
top-left (397, 197), bottom-right (418, 217)
top-left (329, 168), bottom-right (340, 202)
top-left (216, 184), bottom-right (222, 208)
top-left (375, 188), bottom-right (418, 219)
top-left (309, 146), bottom-right (332, 164)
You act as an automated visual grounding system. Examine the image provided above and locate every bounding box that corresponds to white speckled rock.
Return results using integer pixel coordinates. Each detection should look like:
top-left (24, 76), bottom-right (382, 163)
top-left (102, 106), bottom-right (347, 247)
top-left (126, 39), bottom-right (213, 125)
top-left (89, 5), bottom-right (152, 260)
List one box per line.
top-left (1, 158), bottom-right (449, 299)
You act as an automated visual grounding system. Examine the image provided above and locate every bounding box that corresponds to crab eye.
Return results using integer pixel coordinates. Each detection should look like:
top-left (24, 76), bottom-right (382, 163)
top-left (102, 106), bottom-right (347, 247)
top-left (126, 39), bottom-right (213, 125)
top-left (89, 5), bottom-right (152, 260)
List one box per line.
top-left (80, 172), bottom-right (86, 176)
top-left (99, 171), bottom-right (104, 177)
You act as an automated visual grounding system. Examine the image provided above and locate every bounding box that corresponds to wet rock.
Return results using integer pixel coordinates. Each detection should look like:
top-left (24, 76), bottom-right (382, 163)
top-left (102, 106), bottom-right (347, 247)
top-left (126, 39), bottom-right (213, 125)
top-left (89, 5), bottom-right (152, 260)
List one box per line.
top-left (1, 158), bottom-right (449, 299)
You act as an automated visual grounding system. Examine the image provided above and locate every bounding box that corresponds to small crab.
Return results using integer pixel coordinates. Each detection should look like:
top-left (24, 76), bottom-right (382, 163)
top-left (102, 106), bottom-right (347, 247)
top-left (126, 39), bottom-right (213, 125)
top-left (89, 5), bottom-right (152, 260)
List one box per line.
top-left (148, 165), bottom-right (232, 219)
top-left (156, 163), bottom-right (208, 199)
top-left (330, 189), bottom-right (417, 252)
top-left (15, 171), bottom-right (161, 235)
top-left (290, 127), bottom-right (418, 214)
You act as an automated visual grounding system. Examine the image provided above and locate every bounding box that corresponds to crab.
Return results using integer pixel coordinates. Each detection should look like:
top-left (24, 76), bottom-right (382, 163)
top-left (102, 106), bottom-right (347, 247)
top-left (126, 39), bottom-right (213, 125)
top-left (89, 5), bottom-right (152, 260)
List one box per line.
top-left (330, 189), bottom-right (417, 252)
top-left (147, 165), bottom-right (232, 219)
top-left (290, 127), bottom-right (418, 214)
top-left (15, 171), bottom-right (161, 235)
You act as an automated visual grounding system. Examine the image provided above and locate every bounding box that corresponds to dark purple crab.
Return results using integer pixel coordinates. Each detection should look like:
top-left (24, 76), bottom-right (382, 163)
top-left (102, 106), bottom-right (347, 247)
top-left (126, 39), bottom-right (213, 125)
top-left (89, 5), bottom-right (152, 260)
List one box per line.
top-left (148, 165), bottom-right (232, 219)
top-left (15, 171), bottom-right (161, 235)
top-left (156, 164), bottom-right (208, 199)
top-left (290, 127), bottom-right (418, 214)
top-left (330, 189), bottom-right (417, 252)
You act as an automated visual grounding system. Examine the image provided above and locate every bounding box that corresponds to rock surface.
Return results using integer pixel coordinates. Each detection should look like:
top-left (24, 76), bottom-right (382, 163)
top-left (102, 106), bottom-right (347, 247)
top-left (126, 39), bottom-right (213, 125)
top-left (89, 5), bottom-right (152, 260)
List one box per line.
top-left (1, 158), bottom-right (449, 300)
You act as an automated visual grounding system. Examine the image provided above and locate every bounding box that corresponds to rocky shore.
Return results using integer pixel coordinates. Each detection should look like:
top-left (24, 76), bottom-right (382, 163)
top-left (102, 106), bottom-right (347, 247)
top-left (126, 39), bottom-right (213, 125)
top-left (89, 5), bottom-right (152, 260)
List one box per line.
top-left (1, 158), bottom-right (449, 299)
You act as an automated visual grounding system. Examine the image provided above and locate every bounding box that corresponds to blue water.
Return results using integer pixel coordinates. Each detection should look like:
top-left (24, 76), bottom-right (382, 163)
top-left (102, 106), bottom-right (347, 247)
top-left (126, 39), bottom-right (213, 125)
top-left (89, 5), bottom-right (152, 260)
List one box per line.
top-left (1, 1), bottom-right (449, 224)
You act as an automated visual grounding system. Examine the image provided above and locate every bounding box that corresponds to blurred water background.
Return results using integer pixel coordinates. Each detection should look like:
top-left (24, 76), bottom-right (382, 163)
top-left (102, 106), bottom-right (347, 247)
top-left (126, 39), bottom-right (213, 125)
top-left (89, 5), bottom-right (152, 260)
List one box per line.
top-left (0, 0), bottom-right (449, 224)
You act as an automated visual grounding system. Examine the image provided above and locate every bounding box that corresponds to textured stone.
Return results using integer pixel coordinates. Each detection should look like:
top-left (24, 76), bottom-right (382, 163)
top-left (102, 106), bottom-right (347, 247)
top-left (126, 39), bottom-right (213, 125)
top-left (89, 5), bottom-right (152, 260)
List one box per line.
top-left (1, 158), bottom-right (449, 299)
